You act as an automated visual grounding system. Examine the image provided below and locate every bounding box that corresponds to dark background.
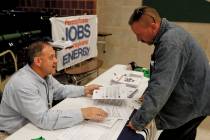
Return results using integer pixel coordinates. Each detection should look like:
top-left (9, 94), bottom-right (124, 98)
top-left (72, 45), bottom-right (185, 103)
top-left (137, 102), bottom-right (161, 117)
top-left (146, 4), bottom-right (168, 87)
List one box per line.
top-left (0, 0), bottom-right (96, 16)
top-left (143, 0), bottom-right (210, 23)
top-left (0, 0), bottom-right (97, 75)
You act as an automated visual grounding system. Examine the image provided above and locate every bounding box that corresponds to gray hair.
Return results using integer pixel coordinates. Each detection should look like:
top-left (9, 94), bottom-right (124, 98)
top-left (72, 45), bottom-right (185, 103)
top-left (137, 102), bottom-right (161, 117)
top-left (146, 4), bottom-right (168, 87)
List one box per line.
top-left (128, 6), bottom-right (161, 25)
top-left (27, 41), bottom-right (51, 65)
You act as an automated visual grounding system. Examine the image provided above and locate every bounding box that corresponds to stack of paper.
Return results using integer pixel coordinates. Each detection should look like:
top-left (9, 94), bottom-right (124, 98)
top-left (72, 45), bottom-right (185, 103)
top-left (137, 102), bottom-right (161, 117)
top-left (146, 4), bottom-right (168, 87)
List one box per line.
top-left (50, 40), bottom-right (73, 49)
top-left (92, 85), bottom-right (137, 99)
top-left (111, 73), bottom-right (142, 88)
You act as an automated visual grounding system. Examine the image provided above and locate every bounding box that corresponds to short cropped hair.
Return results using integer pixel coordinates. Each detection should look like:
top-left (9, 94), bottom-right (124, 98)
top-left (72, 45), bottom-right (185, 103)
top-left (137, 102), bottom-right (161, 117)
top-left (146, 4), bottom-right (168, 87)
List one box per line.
top-left (128, 6), bottom-right (161, 25)
top-left (27, 41), bottom-right (51, 65)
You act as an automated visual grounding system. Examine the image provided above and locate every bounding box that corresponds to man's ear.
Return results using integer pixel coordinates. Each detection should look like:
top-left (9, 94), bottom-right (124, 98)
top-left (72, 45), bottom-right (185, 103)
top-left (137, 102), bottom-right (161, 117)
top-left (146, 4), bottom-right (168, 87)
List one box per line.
top-left (34, 57), bottom-right (41, 67)
top-left (150, 22), bottom-right (156, 30)
top-left (150, 23), bottom-right (158, 34)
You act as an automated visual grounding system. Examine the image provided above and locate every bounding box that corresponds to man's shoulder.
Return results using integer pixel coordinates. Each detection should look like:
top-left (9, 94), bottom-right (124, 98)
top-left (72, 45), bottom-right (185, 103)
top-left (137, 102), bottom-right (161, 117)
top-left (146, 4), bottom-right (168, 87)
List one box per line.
top-left (6, 67), bottom-right (36, 89)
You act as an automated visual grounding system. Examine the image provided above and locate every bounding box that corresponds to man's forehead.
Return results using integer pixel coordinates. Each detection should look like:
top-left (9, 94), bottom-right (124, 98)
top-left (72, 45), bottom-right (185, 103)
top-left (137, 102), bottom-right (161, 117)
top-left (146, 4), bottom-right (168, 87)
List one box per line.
top-left (41, 45), bottom-right (55, 54)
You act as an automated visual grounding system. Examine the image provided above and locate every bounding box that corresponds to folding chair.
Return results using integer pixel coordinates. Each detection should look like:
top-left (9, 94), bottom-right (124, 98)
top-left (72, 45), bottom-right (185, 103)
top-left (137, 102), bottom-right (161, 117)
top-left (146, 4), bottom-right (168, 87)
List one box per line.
top-left (0, 50), bottom-right (17, 100)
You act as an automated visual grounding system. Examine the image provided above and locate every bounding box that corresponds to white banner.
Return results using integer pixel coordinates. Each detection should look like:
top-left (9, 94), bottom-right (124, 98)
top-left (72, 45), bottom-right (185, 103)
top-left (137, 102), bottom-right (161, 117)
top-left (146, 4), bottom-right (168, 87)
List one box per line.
top-left (50, 15), bottom-right (98, 71)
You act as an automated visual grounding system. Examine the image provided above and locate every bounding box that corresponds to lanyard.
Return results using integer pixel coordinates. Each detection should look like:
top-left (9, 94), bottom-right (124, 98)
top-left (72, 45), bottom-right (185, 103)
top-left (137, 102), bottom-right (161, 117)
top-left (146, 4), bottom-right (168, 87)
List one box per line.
top-left (44, 82), bottom-right (51, 108)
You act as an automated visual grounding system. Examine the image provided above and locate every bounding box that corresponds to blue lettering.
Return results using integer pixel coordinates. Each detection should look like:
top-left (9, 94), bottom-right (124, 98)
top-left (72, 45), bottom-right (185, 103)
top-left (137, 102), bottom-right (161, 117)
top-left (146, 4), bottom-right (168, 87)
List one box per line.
top-left (78, 47), bottom-right (83, 56)
top-left (69, 26), bottom-right (77, 41)
top-left (62, 47), bottom-right (90, 66)
top-left (65, 27), bottom-right (68, 41)
top-left (63, 54), bottom-right (69, 66)
top-left (65, 24), bottom-right (91, 41)
top-left (73, 49), bottom-right (79, 59)
top-left (84, 24), bottom-right (91, 38)
top-left (77, 25), bottom-right (84, 40)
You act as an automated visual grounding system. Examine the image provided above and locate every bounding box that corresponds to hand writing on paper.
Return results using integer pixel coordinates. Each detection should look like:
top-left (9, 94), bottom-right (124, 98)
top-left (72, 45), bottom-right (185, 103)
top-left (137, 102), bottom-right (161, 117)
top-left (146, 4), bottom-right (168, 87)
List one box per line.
top-left (84, 84), bottom-right (102, 97)
top-left (127, 121), bottom-right (137, 131)
top-left (81, 107), bottom-right (108, 122)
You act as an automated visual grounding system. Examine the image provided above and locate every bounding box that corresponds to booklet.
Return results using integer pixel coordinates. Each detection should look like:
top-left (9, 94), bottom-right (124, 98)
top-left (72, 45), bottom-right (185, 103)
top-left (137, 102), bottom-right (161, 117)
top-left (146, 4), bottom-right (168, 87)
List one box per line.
top-left (50, 40), bottom-right (73, 49)
top-left (92, 85), bottom-right (137, 99)
top-left (111, 73), bottom-right (142, 88)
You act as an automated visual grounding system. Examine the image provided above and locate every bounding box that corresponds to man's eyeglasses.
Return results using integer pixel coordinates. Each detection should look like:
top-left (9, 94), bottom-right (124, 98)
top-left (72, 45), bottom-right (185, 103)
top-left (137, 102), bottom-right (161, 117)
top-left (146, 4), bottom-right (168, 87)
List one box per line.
top-left (133, 8), bottom-right (156, 23)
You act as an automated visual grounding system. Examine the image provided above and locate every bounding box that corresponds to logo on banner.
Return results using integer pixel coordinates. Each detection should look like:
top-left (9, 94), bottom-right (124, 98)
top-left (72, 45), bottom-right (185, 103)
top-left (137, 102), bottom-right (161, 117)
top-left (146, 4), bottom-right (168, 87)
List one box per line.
top-left (63, 18), bottom-right (91, 65)
top-left (65, 24), bottom-right (91, 41)
top-left (63, 47), bottom-right (90, 65)
top-left (50, 15), bottom-right (98, 71)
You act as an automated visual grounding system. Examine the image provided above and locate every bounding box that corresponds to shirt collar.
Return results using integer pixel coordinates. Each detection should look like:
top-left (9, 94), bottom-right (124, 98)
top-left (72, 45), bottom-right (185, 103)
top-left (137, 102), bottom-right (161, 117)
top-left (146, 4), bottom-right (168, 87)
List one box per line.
top-left (24, 64), bottom-right (50, 84)
top-left (153, 18), bottom-right (169, 45)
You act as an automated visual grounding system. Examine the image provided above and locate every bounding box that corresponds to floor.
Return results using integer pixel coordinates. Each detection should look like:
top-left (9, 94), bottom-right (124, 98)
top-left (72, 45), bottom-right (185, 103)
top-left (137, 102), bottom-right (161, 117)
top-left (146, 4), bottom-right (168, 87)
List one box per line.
top-left (196, 116), bottom-right (210, 140)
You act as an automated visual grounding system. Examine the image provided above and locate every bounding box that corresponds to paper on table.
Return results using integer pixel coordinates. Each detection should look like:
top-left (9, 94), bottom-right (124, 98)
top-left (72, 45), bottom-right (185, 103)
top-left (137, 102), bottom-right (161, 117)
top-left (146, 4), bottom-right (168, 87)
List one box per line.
top-left (111, 73), bottom-right (142, 88)
top-left (86, 117), bottom-right (118, 128)
top-left (93, 85), bottom-right (135, 99)
top-left (57, 125), bottom-right (106, 140)
top-left (85, 100), bottom-right (132, 128)
top-left (95, 103), bottom-right (133, 120)
top-left (85, 104), bottom-right (132, 128)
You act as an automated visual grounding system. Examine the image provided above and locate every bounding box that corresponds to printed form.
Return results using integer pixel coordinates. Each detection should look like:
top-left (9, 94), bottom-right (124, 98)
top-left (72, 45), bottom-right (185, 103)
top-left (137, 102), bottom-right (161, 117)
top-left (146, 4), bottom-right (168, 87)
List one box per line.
top-left (57, 125), bottom-right (107, 140)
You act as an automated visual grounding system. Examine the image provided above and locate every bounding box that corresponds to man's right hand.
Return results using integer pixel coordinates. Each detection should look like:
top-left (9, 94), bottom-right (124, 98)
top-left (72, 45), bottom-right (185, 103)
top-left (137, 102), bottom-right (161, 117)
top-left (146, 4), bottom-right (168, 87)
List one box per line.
top-left (81, 107), bottom-right (108, 122)
top-left (139, 95), bottom-right (144, 102)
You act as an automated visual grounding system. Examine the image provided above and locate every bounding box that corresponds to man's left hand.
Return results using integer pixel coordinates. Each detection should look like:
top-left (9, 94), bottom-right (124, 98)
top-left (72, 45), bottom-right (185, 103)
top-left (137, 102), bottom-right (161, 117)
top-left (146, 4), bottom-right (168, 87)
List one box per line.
top-left (84, 84), bottom-right (102, 97)
top-left (127, 121), bottom-right (137, 131)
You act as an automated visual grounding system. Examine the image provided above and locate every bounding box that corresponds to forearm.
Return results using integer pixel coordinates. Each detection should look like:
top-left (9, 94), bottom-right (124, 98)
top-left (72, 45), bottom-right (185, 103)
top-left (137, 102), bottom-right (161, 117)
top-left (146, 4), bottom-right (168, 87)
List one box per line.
top-left (54, 85), bottom-right (84, 99)
top-left (15, 87), bottom-right (84, 130)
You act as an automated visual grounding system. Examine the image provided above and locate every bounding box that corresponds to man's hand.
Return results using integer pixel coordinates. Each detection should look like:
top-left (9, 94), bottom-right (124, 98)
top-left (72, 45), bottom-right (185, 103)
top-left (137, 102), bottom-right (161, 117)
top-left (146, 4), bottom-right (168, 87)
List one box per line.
top-left (81, 107), bottom-right (108, 122)
top-left (84, 84), bottom-right (101, 97)
top-left (139, 95), bottom-right (144, 102)
top-left (127, 121), bottom-right (137, 131)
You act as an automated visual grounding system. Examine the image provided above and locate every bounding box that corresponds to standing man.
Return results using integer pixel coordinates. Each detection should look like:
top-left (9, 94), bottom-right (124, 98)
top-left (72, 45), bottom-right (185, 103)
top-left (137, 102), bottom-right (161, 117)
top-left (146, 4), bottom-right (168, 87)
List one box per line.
top-left (127, 6), bottom-right (210, 140)
top-left (0, 41), bottom-right (107, 138)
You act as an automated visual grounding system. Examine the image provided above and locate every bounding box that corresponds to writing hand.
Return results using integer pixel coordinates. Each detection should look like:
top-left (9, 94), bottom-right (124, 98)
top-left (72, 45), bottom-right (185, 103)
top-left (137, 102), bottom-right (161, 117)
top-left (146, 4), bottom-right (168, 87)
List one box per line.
top-left (81, 107), bottom-right (108, 122)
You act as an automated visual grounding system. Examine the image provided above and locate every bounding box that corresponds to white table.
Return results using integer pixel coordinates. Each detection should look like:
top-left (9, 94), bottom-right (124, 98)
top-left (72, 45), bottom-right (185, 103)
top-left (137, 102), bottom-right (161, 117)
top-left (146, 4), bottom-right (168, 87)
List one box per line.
top-left (6, 64), bottom-right (150, 140)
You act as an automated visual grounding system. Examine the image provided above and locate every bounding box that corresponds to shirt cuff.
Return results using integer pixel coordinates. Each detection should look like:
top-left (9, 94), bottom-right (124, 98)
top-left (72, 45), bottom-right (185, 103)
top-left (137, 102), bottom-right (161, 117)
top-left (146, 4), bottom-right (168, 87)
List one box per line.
top-left (131, 117), bottom-right (144, 131)
top-left (63, 109), bottom-right (84, 123)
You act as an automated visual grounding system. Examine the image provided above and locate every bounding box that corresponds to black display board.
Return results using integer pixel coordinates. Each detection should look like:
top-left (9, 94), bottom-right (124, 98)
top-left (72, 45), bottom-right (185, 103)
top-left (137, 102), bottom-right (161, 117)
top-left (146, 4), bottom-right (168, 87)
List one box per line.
top-left (143, 0), bottom-right (210, 23)
top-left (0, 0), bottom-right (18, 10)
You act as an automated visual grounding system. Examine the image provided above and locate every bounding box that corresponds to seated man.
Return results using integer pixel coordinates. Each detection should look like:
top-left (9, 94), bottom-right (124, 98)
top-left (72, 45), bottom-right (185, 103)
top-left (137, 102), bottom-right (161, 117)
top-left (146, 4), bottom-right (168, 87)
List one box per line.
top-left (0, 40), bottom-right (108, 136)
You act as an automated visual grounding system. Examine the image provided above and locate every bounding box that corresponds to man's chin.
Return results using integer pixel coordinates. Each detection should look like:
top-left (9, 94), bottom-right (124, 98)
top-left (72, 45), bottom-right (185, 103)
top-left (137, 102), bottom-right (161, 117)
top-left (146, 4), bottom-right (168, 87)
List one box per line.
top-left (52, 71), bottom-right (56, 75)
top-left (50, 69), bottom-right (57, 75)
